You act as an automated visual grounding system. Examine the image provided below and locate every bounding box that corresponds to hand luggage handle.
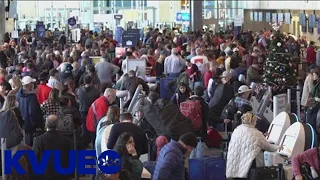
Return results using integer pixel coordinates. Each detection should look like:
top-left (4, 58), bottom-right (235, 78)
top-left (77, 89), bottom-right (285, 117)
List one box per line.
top-left (1, 138), bottom-right (6, 180)
top-left (73, 130), bottom-right (79, 180)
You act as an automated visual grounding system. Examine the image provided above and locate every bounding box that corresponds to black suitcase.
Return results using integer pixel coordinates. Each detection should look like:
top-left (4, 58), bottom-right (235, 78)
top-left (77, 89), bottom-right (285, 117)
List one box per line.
top-left (248, 164), bottom-right (284, 180)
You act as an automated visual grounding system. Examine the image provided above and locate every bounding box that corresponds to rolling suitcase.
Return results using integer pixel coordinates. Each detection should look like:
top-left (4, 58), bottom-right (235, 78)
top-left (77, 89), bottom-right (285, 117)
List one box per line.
top-left (160, 78), bottom-right (175, 100)
top-left (189, 156), bottom-right (227, 180)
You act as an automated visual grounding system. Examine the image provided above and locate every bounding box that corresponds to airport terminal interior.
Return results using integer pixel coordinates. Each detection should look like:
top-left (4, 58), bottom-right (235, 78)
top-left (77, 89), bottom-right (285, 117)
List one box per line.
top-left (1, 0), bottom-right (320, 180)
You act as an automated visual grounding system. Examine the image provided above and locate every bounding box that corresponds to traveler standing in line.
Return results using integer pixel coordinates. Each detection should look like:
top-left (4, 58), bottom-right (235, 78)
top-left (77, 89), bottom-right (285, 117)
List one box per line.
top-left (16, 76), bottom-right (43, 146)
top-left (77, 75), bottom-right (100, 137)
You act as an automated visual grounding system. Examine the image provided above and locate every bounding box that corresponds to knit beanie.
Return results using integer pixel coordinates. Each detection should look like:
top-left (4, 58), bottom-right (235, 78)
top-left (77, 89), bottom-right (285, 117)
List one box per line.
top-left (179, 132), bottom-right (197, 148)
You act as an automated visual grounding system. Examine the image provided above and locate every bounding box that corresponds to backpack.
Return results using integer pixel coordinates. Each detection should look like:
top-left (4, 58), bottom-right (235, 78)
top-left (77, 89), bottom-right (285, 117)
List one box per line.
top-left (220, 99), bottom-right (237, 121)
top-left (57, 113), bottom-right (75, 134)
top-left (179, 99), bottom-right (203, 131)
top-left (230, 56), bottom-right (239, 69)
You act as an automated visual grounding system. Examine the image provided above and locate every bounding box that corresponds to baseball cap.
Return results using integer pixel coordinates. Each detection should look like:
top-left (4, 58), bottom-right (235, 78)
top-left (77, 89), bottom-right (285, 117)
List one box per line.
top-left (179, 132), bottom-right (197, 148)
top-left (220, 71), bottom-right (231, 78)
top-left (64, 63), bottom-right (73, 74)
top-left (238, 85), bottom-right (251, 94)
top-left (21, 76), bottom-right (36, 86)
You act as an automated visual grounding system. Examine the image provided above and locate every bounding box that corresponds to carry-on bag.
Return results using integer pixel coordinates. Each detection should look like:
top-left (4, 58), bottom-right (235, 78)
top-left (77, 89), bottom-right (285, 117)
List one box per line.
top-left (248, 164), bottom-right (284, 180)
top-left (189, 156), bottom-right (227, 180)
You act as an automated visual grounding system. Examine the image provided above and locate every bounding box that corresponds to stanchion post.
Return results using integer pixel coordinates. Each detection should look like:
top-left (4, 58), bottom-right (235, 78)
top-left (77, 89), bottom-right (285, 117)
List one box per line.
top-left (1, 138), bottom-right (6, 180)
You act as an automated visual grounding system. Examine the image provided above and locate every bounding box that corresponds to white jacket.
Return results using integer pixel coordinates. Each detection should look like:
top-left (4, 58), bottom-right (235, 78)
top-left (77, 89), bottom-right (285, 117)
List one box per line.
top-left (301, 73), bottom-right (314, 106)
top-left (226, 124), bottom-right (279, 178)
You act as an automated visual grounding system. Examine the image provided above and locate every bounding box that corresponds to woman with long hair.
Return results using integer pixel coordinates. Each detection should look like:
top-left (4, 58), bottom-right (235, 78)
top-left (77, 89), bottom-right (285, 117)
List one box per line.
top-left (62, 79), bottom-right (77, 108)
top-left (114, 132), bottom-right (143, 180)
top-left (99, 105), bottom-right (120, 130)
top-left (9, 75), bottom-right (22, 92)
top-left (96, 105), bottom-right (121, 157)
top-left (155, 53), bottom-right (165, 79)
top-left (40, 88), bottom-right (60, 121)
top-left (0, 93), bottom-right (23, 149)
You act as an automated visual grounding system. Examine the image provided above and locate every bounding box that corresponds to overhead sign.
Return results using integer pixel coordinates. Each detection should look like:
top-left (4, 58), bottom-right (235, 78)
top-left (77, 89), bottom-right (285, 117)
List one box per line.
top-left (122, 29), bottom-right (140, 47)
top-left (114, 14), bottom-right (123, 20)
top-left (234, 16), bottom-right (243, 27)
top-left (68, 17), bottom-right (77, 26)
top-left (36, 24), bottom-right (46, 38)
top-left (176, 13), bottom-right (190, 21)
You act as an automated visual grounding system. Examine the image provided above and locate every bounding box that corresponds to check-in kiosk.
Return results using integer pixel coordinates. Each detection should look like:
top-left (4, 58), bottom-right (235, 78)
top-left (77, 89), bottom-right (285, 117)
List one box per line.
top-left (267, 112), bottom-right (299, 145)
top-left (264, 122), bottom-right (317, 179)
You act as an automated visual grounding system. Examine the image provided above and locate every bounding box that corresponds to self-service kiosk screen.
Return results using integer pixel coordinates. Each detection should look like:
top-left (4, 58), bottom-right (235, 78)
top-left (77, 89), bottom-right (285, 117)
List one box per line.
top-left (282, 135), bottom-right (296, 153)
top-left (268, 125), bottom-right (283, 143)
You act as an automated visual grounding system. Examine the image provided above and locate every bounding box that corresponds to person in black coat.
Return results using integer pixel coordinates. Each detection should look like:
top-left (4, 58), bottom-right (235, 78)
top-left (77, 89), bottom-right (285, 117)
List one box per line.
top-left (32, 114), bottom-right (73, 180)
top-left (208, 71), bottom-right (235, 126)
top-left (107, 112), bottom-right (148, 156)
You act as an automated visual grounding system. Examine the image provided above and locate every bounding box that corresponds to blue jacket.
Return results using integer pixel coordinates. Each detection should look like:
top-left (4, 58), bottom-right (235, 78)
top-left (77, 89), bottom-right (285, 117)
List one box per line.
top-left (16, 88), bottom-right (43, 132)
top-left (153, 140), bottom-right (186, 180)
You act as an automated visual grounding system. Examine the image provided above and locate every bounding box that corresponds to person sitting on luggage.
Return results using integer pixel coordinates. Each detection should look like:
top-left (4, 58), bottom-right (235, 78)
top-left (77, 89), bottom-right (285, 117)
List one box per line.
top-left (292, 147), bottom-right (320, 180)
top-left (114, 132), bottom-right (143, 180)
top-left (32, 114), bottom-right (73, 180)
top-left (153, 132), bottom-right (197, 180)
top-left (171, 82), bottom-right (192, 106)
top-left (107, 112), bottom-right (148, 156)
top-left (226, 112), bottom-right (280, 179)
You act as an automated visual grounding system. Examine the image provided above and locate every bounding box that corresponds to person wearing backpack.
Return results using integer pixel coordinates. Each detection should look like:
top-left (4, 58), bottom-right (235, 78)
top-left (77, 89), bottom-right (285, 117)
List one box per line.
top-left (181, 86), bottom-right (209, 138)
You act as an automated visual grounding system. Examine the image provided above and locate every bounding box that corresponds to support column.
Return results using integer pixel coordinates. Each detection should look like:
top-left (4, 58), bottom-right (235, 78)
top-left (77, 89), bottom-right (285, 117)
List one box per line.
top-left (0, 0), bottom-right (5, 44)
top-left (189, 0), bottom-right (202, 32)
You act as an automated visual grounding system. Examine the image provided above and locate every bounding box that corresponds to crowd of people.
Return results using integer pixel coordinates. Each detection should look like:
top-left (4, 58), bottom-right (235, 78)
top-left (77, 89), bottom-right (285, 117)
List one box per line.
top-left (0, 27), bottom-right (318, 180)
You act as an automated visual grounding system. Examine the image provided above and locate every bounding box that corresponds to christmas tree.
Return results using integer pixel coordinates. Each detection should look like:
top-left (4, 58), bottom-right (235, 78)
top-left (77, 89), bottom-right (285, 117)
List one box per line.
top-left (263, 30), bottom-right (297, 94)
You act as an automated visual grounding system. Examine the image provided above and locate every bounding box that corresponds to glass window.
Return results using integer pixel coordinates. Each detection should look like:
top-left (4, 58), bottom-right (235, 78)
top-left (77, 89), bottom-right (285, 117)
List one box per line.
top-left (93, 0), bottom-right (98, 7)
top-left (115, 0), bottom-right (122, 7)
top-left (123, 0), bottom-right (131, 8)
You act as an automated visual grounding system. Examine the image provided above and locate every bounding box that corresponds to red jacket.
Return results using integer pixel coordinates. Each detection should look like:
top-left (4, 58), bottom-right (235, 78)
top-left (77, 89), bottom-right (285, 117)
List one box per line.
top-left (36, 84), bottom-right (52, 104)
top-left (292, 148), bottom-right (320, 177)
top-left (306, 46), bottom-right (316, 64)
top-left (203, 70), bottom-right (214, 88)
top-left (86, 96), bottom-right (109, 132)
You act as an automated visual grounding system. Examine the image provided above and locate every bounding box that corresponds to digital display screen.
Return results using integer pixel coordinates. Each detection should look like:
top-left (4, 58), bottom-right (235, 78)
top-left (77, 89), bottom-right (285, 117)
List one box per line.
top-left (268, 125), bottom-right (283, 143)
top-left (176, 13), bottom-right (190, 21)
top-left (281, 135), bottom-right (296, 154)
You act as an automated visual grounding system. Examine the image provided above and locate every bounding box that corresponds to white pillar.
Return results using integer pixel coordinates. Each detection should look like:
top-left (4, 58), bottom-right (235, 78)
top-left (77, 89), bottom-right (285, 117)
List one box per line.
top-left (0, 0), bottom-right (6, 44)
